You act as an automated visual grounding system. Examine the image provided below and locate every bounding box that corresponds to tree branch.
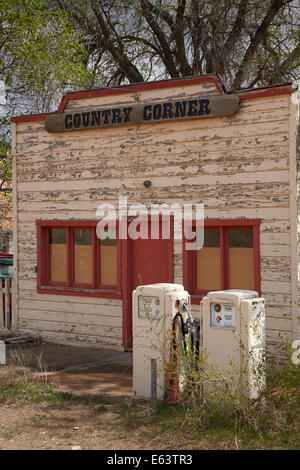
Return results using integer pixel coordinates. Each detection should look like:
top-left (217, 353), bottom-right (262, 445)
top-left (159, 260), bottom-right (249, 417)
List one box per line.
top-left (232, 0), bottom-right (294, 89)
top-left (275, 41), bottom-right (300, 77)
top-left (123, 35), bottom-right (161, 56)
top-left (140, 0), bottom-right (179, 78)
top-left (190, 0), bottom-right (202, 74)
top-left (224, 0), bottom-right (248, 58)
top-left (174, 0), bottom-right (193, 76)
top-left (89, 0), bottom-right (144, 83)
top-left (150, 3), bottom-right (176, 33)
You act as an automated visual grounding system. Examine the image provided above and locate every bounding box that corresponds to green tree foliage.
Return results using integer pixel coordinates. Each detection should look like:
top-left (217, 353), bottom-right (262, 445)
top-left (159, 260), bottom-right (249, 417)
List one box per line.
top-left (0, 115), bottom-right (11, 191)
top-left (0, 114), bottom-right (12, 247)
top-left (0, 0), bottom-right (93, 203)
top-left (0, 0), bottom-right (92, 112)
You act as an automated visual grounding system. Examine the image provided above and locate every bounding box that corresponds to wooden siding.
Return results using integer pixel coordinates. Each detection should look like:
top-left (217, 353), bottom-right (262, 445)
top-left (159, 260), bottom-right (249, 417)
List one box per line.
top-left (293, 90), bottom-right (300, 342)
top-left (63, 81), bottom-right (221, 111)
top-left (13, 80), bottom-right (296, 358)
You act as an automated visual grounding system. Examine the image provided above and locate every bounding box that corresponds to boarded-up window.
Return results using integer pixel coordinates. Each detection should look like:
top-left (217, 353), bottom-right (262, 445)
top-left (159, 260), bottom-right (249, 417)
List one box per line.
top-left (184, 221), bottom-right (259, 300)
top-left (39, 222), bottom-right (121, 297)
top-left (228, 229), bottom-right (254, 290)
top-left (196, 229), bottom-right (220, 291)
top-left (100, 238), bottom-right (117, 286)
top-left (74, 229), bottom-right (93, 284)
top-left (49, 228), bottom-right (67, 282)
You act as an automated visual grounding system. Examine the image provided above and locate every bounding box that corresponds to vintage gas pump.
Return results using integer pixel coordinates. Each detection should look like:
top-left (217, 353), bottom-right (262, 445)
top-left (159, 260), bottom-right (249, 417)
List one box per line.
top-left (200, 290), bottom-right (265, 398)
top-left (132, 283), bottom-right (193, 401)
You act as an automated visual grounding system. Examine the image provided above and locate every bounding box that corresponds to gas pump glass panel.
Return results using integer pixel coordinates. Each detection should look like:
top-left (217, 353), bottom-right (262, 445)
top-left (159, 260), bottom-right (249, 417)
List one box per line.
top-left (210, 302), bottom-right (236, 329)
top-left (138, 295), bottom-right (161, 320)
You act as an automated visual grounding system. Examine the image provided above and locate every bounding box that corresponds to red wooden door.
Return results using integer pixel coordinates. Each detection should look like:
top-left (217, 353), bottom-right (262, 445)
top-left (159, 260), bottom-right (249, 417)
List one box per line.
top-left (122, 218), bottom-right (173, 350)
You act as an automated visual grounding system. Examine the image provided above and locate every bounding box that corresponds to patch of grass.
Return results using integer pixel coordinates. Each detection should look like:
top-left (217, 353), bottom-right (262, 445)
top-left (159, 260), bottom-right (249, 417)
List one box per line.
top-left (118, 397), bottom-right (299, 449)
top-left (96, 404), bottom-right (108, 413)
top-left (0, 381), bottom-right (107, 408)
top-left (0, 382), bottom-right (71, 406)
top-left (2, 428), bottom-right (20, 440)
top-left (31, 414), bottom-right (46, 425)
top-left (117, 357), bottom-right (299, 450)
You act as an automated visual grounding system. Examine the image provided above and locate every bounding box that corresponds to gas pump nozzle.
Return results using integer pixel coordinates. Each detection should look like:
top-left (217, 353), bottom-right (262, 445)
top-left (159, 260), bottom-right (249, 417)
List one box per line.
top-left (174, 300), bottom-right (193, 337)
top-left (180, 300), bottom-right (200, 358)
top-left (180, 300), bottom-right (193, 324)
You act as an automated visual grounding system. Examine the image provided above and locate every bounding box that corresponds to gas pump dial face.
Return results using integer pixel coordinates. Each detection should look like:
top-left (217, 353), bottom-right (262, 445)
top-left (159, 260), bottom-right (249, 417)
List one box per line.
top-left (138, 295), bottom-right (161, 320)
top-left (210, 303), bottom-right (236, 329)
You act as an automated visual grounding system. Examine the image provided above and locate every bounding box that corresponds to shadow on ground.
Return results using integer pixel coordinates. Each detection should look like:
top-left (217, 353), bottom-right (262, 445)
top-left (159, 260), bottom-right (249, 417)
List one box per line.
top-left (8, 342), bottom-right (133, 400)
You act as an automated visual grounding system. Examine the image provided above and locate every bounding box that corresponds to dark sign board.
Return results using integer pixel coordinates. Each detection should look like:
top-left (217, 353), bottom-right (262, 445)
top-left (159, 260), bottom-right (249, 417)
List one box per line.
top-left (45, 94), bottom-right (240, 133)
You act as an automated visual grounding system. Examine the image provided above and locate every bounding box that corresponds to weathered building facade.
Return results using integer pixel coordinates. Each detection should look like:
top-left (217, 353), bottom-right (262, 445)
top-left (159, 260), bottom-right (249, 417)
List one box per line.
top-left (11, 75), bottom-right (300, 362)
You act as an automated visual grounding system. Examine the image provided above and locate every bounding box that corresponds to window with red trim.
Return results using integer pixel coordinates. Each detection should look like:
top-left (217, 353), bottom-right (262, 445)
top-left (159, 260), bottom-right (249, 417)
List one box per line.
top-left (37, 221), bottom-right (121, 298)
top-left (183, 220), bottom-right (260, 303)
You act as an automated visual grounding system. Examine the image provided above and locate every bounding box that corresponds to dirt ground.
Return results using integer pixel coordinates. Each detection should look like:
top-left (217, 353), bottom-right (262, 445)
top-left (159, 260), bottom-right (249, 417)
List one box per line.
top-left (22, 342), bottom-right (133, 398)
top-left (0, 402), bottom-right (143, 450)
top-left (0, 342), bottom-right (166, 450)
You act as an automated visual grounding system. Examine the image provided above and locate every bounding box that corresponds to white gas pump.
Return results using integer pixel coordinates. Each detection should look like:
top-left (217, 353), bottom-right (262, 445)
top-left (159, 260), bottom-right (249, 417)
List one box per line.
top-left (201, 290), bottom-right (265, 399)
top-left (132, 283), bottom-right (192, 401)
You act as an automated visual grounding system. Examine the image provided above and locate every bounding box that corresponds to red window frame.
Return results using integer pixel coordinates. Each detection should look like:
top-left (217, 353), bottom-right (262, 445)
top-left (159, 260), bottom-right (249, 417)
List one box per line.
top-left (36, 220), bottom-right (122, 299)
top-left (183, 219), bottom-right (260, 304)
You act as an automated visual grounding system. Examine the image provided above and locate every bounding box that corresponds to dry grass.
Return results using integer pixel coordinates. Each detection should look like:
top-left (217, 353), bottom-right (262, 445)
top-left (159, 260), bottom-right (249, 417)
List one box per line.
top-left (0, 347), bottom-right (52, 386)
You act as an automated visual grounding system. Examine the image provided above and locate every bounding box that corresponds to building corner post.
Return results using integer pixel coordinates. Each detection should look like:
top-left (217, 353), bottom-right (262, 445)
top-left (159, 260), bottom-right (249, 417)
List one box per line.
top-left (11, 122), bottom-right (18, 332)
top-left (290, 84), bottom-right (300, 342)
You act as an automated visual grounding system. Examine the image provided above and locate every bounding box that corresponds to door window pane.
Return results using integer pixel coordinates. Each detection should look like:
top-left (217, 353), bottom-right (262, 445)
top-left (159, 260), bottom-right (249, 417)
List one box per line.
top-left (228, 229), bottom-right (254, 290)
top-left (196, 228), bottom-right (220, 291)
top-left (49, 228), bottom-right (66, 282)
top-left (100, 238), bottom-right (117, 285)
top-left (74, 229), bottom-right (92, 284)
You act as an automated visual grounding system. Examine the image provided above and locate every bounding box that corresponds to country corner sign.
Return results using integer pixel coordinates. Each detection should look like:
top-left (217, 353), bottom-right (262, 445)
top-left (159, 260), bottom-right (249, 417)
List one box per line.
top-left (45, 94), bottom-right (240, 133)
